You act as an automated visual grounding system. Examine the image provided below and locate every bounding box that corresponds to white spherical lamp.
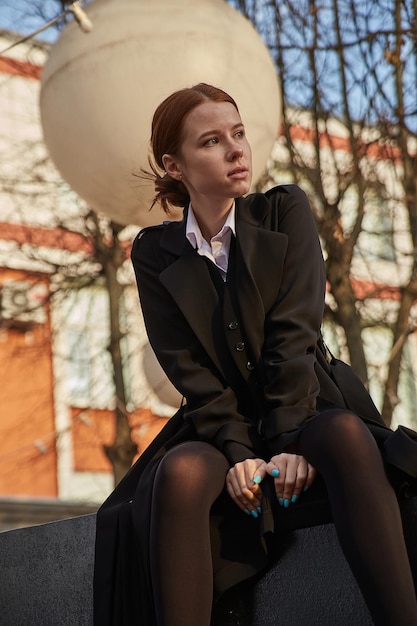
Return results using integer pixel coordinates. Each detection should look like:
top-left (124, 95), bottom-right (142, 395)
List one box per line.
top-left (142, 342), bottom-right (182, 409)
top-left (40, 0), bottom-right (280, 227)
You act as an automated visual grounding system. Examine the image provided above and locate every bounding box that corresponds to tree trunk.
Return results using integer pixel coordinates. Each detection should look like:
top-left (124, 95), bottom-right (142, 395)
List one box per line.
top-left (103, 253), bottom-right (137, 485)
top-left (93, 216), bottom-right (137, 485)
top-left (327, 266), bottom-right (368, 383)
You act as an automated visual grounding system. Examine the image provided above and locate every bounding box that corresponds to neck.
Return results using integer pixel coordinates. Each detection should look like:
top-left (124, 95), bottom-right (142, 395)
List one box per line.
top-left (191, 198), bottom-right (233, 241)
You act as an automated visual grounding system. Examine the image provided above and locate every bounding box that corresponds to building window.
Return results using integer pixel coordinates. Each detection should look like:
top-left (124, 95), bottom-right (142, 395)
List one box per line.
top-left (356, 188), bottom-right (396, 263)
top-left (60, 287), bottom-right (114, 409)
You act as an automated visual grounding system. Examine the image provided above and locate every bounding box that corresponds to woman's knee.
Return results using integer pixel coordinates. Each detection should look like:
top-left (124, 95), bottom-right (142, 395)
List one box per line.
top-left (324, 410), bottom-right (370, 437)
top-left (154, 442), bottom-right (228, 503)
top-left (300, 409), bottom-right (378, 461)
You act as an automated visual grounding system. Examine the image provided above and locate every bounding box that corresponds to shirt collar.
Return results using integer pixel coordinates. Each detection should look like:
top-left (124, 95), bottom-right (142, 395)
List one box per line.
top-left (186, 202), bottom-right (236, 249)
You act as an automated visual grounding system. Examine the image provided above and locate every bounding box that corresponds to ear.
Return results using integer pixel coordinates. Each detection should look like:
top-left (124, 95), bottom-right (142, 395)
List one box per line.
top-left (162, 154), bottom-right (183, 181)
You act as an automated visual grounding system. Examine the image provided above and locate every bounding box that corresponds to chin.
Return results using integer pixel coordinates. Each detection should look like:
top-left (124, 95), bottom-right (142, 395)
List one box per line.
top-left (237, 181), bottom-right (252, 197)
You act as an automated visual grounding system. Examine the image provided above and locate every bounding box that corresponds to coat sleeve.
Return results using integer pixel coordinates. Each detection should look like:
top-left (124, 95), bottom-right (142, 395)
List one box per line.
top-left (131, 229), bottom-right (261, 466)
top-left (260, 185), bottom-right (326, 455)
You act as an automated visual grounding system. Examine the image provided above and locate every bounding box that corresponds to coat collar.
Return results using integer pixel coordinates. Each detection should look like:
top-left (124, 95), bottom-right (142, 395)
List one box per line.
top-left (158, 193), bottom-right (271, 256)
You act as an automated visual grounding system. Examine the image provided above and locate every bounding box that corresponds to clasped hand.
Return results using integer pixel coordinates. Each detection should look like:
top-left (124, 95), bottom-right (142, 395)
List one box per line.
top-left (225, 454), bottom-right (316, 517)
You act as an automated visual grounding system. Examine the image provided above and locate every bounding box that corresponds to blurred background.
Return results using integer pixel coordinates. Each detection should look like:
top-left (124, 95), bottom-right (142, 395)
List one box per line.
top-left (0, 0), bottom-right (415, 529)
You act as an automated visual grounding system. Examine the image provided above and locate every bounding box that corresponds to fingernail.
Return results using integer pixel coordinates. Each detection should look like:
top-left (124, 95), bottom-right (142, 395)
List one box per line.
top-left (244, 509), bottom-right (250, 516)
top-left (251, 510), bottom-right (259, 519)
top-left (253, 474), bottom-right (262, 485)
top-left (303, 485), bottom-right (309, 491)
top-left (291, 495), bottom-right (298, 504)
top-left (278, 498), bottom-right (284, 506)
top-left (284, 499), bottom-right (290, 508)
top-left (257, 506), bottom-right (262, 514)
top-left (272, 469), bottom-right (280, 477)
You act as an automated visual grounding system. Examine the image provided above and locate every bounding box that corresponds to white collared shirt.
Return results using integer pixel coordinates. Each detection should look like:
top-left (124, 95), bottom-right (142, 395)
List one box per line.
top-left (186, 203), bottom-right (236, 281)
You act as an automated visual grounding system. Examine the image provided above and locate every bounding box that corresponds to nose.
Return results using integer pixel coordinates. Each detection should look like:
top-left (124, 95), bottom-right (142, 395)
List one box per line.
top-left (227, 141), bottom-right (244, 162)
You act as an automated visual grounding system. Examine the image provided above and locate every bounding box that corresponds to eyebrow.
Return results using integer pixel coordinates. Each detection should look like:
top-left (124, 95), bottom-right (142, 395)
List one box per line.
top-left (197, 122), bottom-right (244, 141)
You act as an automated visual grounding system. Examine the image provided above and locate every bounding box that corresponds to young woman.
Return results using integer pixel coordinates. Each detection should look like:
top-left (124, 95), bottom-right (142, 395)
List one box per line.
top-left (94, 83), bottom-right (417, 626)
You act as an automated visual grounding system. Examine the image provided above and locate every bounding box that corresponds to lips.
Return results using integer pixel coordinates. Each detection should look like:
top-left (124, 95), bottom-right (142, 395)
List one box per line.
top-left (228, 166), bottom-right (249, 179)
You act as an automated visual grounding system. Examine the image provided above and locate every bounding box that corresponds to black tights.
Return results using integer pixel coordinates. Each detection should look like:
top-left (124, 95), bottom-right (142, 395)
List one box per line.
top-left (299, 410), bottom-right (417, 625)
top-left (150, 442), bottom-right (229, 626)
top-left (149, 411), bottom-right (417, 626)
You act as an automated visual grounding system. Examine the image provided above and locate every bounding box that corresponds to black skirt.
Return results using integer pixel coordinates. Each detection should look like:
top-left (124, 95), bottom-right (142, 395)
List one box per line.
top-left (93, 397), bottom-right (417, 626)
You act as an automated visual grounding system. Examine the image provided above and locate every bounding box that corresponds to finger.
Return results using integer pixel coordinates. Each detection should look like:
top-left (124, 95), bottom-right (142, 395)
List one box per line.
top-left (265, 461), bottom-right (281, 479)
top-left (226, 465), bottom-right (261, 515)
top-left (274, 464), bottom-right (287, 504)
top-left (225, 468), bottom-right (241, 500)
top-left (304, 463), bottom-right (317, 490)
top-left (235, 459), bottom-right (265, 509)
top-left (226, 471), bottom-right (255, 514)
top-left (276, 455), bottom-right (308, 506)
top-left (225, 472), bottom-right (244, 510)
top-left (269, 452), bottom-right (296, 499)
top-left (290, 458), bottom-right (309, 503)
top-left (281, 457), bottom-right (299, 506)
top-left (251, 461), bottom-right (267, 497)
top-left (238, 460), bottom-right (263, 508)
top-left (242, 476), bottom-right (262, 510)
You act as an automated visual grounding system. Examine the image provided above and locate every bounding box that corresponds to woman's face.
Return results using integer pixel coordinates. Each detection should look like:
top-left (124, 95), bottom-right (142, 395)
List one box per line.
top-left (163, 100), bottom-right (252, 209)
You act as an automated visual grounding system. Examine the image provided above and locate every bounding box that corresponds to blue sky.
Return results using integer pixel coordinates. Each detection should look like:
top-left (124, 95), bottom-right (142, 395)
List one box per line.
top-left (0, 0), bottom-right (67, 45)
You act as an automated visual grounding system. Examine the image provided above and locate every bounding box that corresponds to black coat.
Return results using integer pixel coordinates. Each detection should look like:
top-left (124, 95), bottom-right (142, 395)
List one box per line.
top-left (93, 185), bottom-right (417, 625)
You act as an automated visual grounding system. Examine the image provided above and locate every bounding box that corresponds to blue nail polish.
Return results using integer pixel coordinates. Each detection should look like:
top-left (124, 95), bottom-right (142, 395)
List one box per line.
top-left (272, 469), bottom-right (280, 477)
top-left (253, 474), bottom-right (262, 485)
top-left (303, 485), bottom-right (309, 492)
top-left (278, 498), bottom-right (284, 506)
top-left (251, 510), bottom-right (259, 519)
top-left (284, 499), bottom-right (290, 508)
top-left (257, 506), bottom-right (262, 514)
top-left (244, 509), bottom-right (250, 516)
top-left (291, 495), bottom-right (298, 504)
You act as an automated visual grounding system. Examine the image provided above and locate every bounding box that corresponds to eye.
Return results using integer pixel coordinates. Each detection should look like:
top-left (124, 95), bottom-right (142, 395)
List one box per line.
top-left (204, 137), bottom-right (218, 146)
top-left (235, 129), bottom-right (245, 139)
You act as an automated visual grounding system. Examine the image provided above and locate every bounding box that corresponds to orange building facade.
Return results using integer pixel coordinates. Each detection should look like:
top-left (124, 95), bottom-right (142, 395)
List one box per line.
top-left (0, 268), bottom-right (57, 496)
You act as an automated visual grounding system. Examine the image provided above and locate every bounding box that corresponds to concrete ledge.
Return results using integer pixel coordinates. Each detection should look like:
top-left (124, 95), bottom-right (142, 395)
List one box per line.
top-left (0, 513), bottom-right (95, 626)
top-left (0, 497), bottom-right (98, 531)
top-left (253, 526), bottom-right (372, 625)
top-left (0, 499), bottom-right (416, 625)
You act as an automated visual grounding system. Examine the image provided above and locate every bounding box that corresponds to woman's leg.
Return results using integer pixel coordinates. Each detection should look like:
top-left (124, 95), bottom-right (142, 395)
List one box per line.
top-left (299, 410), bottom-right (417, 625)
top-left (149, 441), bottom-right (229, 626)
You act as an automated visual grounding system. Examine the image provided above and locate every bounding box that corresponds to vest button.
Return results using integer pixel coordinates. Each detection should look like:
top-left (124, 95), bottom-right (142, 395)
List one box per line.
top-left (246, 361), bottom-right (254, 371)
top-left (228, 321), bottom-right (239, 330)
top-left (235, 342), bottom-right (245, 352)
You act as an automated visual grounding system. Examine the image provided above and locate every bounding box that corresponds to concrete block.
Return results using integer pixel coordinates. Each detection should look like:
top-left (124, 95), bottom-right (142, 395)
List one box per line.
top-left (0, 514), bottom-right (95, 626)
top-left (0, 499), bottom-right (416, 625)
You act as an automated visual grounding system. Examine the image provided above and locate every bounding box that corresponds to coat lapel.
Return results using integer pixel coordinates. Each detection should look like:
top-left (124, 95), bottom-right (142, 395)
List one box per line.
top-left (158, 219), bottom-right (226, 379)
top-left (234, 194), bottom-right (288, 367)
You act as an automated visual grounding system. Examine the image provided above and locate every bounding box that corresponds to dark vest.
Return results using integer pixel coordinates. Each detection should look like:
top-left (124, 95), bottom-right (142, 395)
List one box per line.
top-left (203, 236), bottom-right (260, 424)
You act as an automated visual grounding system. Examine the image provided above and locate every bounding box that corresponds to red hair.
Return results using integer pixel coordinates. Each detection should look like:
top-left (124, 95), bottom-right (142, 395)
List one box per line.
top-left (147, 83), bottom-right (239, 213)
